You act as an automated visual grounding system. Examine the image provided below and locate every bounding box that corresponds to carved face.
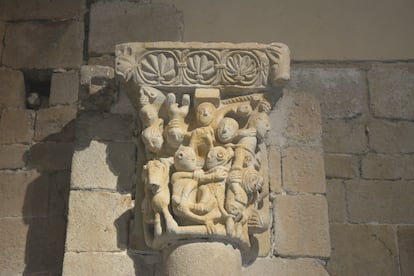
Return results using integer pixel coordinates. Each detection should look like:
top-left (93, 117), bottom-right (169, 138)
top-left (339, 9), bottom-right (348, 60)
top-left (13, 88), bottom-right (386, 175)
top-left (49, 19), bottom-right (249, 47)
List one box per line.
top-left (217, 118), bottom-right (239, 143)
top-left (165, 126), bottom-right (185, 149)
top-left (253, 113), bottom-right (271, 141)
top-left (140, 104), bottom-right (159, 127)
top-left (142, 119), bottom-right (164, 153)
top-left (174, 146), bottom-right (197, 172)
top-left (206, 146), bottom-right (233, 169)
top-left (236, 103), bottom-right (252, 117)
top-left (196, 102), bottom-right (215, 126)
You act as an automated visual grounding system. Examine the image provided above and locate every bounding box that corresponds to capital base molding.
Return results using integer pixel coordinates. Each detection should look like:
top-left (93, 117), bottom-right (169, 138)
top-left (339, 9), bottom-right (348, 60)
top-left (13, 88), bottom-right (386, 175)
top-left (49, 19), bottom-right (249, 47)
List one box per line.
top-left (115, 42), bottom-right (290, 253)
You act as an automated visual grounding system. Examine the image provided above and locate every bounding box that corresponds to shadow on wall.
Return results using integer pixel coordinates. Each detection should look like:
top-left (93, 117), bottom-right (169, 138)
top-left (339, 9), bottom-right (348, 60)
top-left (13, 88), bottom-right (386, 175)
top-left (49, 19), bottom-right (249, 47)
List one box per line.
top-left (22, 120), bottom-right (75, 275)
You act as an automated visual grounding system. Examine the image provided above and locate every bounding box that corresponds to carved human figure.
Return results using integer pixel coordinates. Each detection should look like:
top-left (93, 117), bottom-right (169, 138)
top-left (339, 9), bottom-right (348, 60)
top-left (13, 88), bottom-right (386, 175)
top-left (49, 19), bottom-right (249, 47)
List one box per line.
top-left (165, 93), bottom-right (190, 151)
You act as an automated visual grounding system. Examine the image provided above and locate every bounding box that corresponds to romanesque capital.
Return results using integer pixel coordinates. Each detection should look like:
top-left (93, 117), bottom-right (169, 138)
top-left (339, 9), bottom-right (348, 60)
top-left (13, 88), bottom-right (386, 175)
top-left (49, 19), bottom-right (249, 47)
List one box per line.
top-left (115, 42), bottom-right (290, 251)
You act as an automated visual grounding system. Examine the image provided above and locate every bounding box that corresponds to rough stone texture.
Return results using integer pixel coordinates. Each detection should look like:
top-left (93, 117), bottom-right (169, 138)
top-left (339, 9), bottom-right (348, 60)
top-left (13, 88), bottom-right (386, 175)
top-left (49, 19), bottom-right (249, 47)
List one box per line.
top-left (368, 119), bottom-right (414, 153)
top-left (162, 242), bottom-right (241, 276)
top-left (243, 257), bottom-right (328, 276)
top-left (288, 67), bottom-right (367, 119)
top-left (63, 252), bottom-right (151, 276)
top-left (48, 217), bottom-right (67, 274)
top-left (88, 55), bottom-right (116, 67)
top-left (346, 180), bottom-right (414, 223)
top-left (325, 153), bottom-right (358, 179)
top-left (0, 109), bottom-right (34, 144)
top-left (0, 68), bottom-right (25, 112)
top-left (268, 146), bottom-right (282, 193)
top-left (398, 226), bottom-right (414, 276)
top-left (89, 2), bottom-right (183, 54)
top-left (50, 71), bottom-right (79, 106)
top-left (79, 65), bottom-right (116, 111)
top-left (0, 218), bottom-right (48, 275)
top-left (3, 21), bottom-right (83, 69)
top-left (361, 153), bottom-right (414, 180)
top-left (0, 144), bottom-right (29, 169)
top-left (48, 171), bottom-right (70, 218)
top-left (76, 112), bottom-right (134, 143)
top-left (28, 143), bottom-right (73, 171)
top-left (65, 191), bottom-right (133, 252)
top-left (0, 171), bottom-right (48, 217)
top-left (273, 195), bottom-right (330, 257)
top-left (0, 22), bottom-right (5, 60)
top-left (368, 63), bottom-right (414, 120)
top-left (110, 88), bottom-right (134, 115)
top-left (34, 106), bottom-right (77, 142)
top-left (0, 0), bottom-right (85, 20)
top-left (71, 140), bottom-right (136, 192)
top-left (323, 118), bottom-right (367, 153)
top-left (326, 179), bottom-right (347, 223)
top-left (281, 146), bottom-right (325, 193)
top-left (270, 91), bottom-right (322, 147)
top-left (328, 224), bottom-right (399, 276)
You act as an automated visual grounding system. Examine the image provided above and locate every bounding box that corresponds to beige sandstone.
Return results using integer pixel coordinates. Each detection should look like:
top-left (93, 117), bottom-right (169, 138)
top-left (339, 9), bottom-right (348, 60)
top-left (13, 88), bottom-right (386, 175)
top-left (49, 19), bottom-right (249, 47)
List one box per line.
top-left (0, 68), bottom-right (26, 112)
top-left (398, 226), bottom-right (414, 276)
top-left (326, 179), bottom-right (347, 223)
top-left (324, 153), bottom-right (358, 179)
top-left (368, 119), bottom-right (414, 153)
top-left (28, 142), bottom-right (73, 171)
top-left (268, 146), bottom-right (282, 193)
top-left (34, 106), bottom-right (77, 142)
top-left (50, 71), bottom-right (79, 106)
top-left (0, 109), bottom-right (34, 144)
top-left (0, 144), bottom-right (29, 169)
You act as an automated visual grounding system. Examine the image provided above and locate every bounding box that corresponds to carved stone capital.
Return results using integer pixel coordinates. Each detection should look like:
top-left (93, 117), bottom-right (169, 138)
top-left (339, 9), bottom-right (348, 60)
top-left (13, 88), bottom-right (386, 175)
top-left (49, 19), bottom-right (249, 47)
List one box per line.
top-left (115, 42), bottom-right (290, 252)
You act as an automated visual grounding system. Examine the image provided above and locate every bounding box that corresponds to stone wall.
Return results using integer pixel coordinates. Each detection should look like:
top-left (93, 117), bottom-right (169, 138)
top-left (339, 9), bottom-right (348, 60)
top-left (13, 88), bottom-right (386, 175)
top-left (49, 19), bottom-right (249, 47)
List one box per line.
top-left (0, 0), bottom-right (413, 275)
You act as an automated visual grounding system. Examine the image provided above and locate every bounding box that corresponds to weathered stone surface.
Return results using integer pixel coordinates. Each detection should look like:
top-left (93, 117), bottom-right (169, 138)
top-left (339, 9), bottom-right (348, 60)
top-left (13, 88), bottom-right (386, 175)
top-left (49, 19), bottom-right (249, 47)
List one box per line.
top-left (48, 171), bottom-right (70, 217)
top-left (288, 67), bottom-right (367, 119)
top-left (398, 226), bottom-right (414, 276)
top-left (273, 195), bottom-right (330, 257)
top-left (89, 2), bottom-right (183, 54)
top-left (79, 65), bottom-right (116, 111)
top-left (281, 146), bottom-right (325, 193)
top-left (0, 68), bottom-right (25, 112)
top-left (110, 88), bottom-right (134, 115)
top-left (0, 218), bottom-right (48, 275)
top-left (323, 118), bottom-right (367, 153)
top-left (34, 106), bottom-right (76, 142)
top-left (63, 252), bottom-right (149, 276)
top-left (270, 91), bottom-right (322, 147)
top-left (28, 143), bottom-right (73, 171)
top-left (76, 112), bottom-right (134, 143)
top-left (0, 0), bottom-right (85, 20)
top-left (71, 140), bottom-right (136, 192)
top-left (48, 217), bottom-right (67, 274)
top-left (3, 21), bottom-right (83, 69)
top-left (163, 242), bottom-right (241, 276)
top-left (325, 153), bottom-right (358, 179)
top-left (326, 179), bottom-right (347, 223)
top-left (361, 153), bottom-right (409, 180)
top-left (0, 109), bottom-right (34, 144)
top-left (243, 257), bottom-right (328, 276)
top-left (268, 146), bottom-right (282, 193)
top-left (0, 171), bottom-right (48, 217)
top-left (368, 63), bottom-right (414, 120)
top-left (88, 55), bottom-right (115, 67)
top-left (0, 22), bottom-right (5, 60)
top-left (346, 180), bottom-right (414, 223)
top-left (328, 224), bottom-right (399, 276)
top-left (50, 71), bottom-right (79, 106)
top-left (0, 144), bottom-right (29, 169)
top-left (368, 119), bottom-right (414, 153)
top-left (65, 191), bottom-right (133, 252)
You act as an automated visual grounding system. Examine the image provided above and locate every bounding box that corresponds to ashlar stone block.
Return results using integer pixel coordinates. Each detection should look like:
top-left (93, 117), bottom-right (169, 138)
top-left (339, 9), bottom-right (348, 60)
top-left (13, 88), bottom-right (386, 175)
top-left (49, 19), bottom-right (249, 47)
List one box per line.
top-left (346, 180), bottom-right (414, 223)
top-left (328, 224), bottom-right (399, 276)
top-left (368, 63), bottom-right (414, 120)
top-left (3, 21), bottom-right (83, 69)
top-left (71, 140), bottom-right (136, 192)
top-left (0, 108), bottom-right (34, 144)
top-left (49, 71), bottom-right (79, 106)
top-left (326, 179), bottom-right (347, 223)
top-left (34, 106), bottom-right (77, 142)
top-left (0, 22), bottom-right (5, 60)
top-left (0, 144), bottom-right (29, 169)
top-left (89, 2), bottom-right (183, 54)
top-left (281, 146), bottom-right (326, 193)
top-left (243, 257), bottom-right (328, 276)
top-left (398, 226), bottom-right (414, 276)
top-left (65, 191), bottom-right (133, 252)
top-left (324, 153), bottom-right (358, 179)
top-left (273, 195), bottom-right (330, 257)
top-left (28, 142), bottom-right (74, 171)
top-left (368, 119), bottom-right (414, 153)
top-left (0, 68), bottom-right (25, 112)
top-left (288, 67), bottom-right (368, 119)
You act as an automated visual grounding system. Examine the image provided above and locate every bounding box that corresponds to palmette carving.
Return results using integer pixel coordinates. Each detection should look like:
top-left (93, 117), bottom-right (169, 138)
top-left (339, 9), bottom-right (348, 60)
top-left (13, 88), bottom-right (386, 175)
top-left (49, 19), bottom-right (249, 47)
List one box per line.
top-left (115, 42), bottom-right (290, 251)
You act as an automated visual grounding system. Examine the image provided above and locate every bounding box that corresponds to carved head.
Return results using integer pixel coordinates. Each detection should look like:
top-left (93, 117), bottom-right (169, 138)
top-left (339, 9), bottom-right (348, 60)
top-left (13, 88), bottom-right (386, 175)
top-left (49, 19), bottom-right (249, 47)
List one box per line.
top-left (250, 112), bottom-right (271, 142)
top-left (196, 102), bottom-right (216, 126)
top-left (140, 104), bottom-right (159, 127)
top-left (174, 145), bottom-right (197, 172)
top-left (217, 118), bottom-right (239, 143)
top-left (165, 120), bottom-right (186, 149)
top-left (142, 119), bottom-right (164, 153)
top-left (236, 103), bottom-right (253, 118)
top-left (206, 146), bottom-right (234, 169)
